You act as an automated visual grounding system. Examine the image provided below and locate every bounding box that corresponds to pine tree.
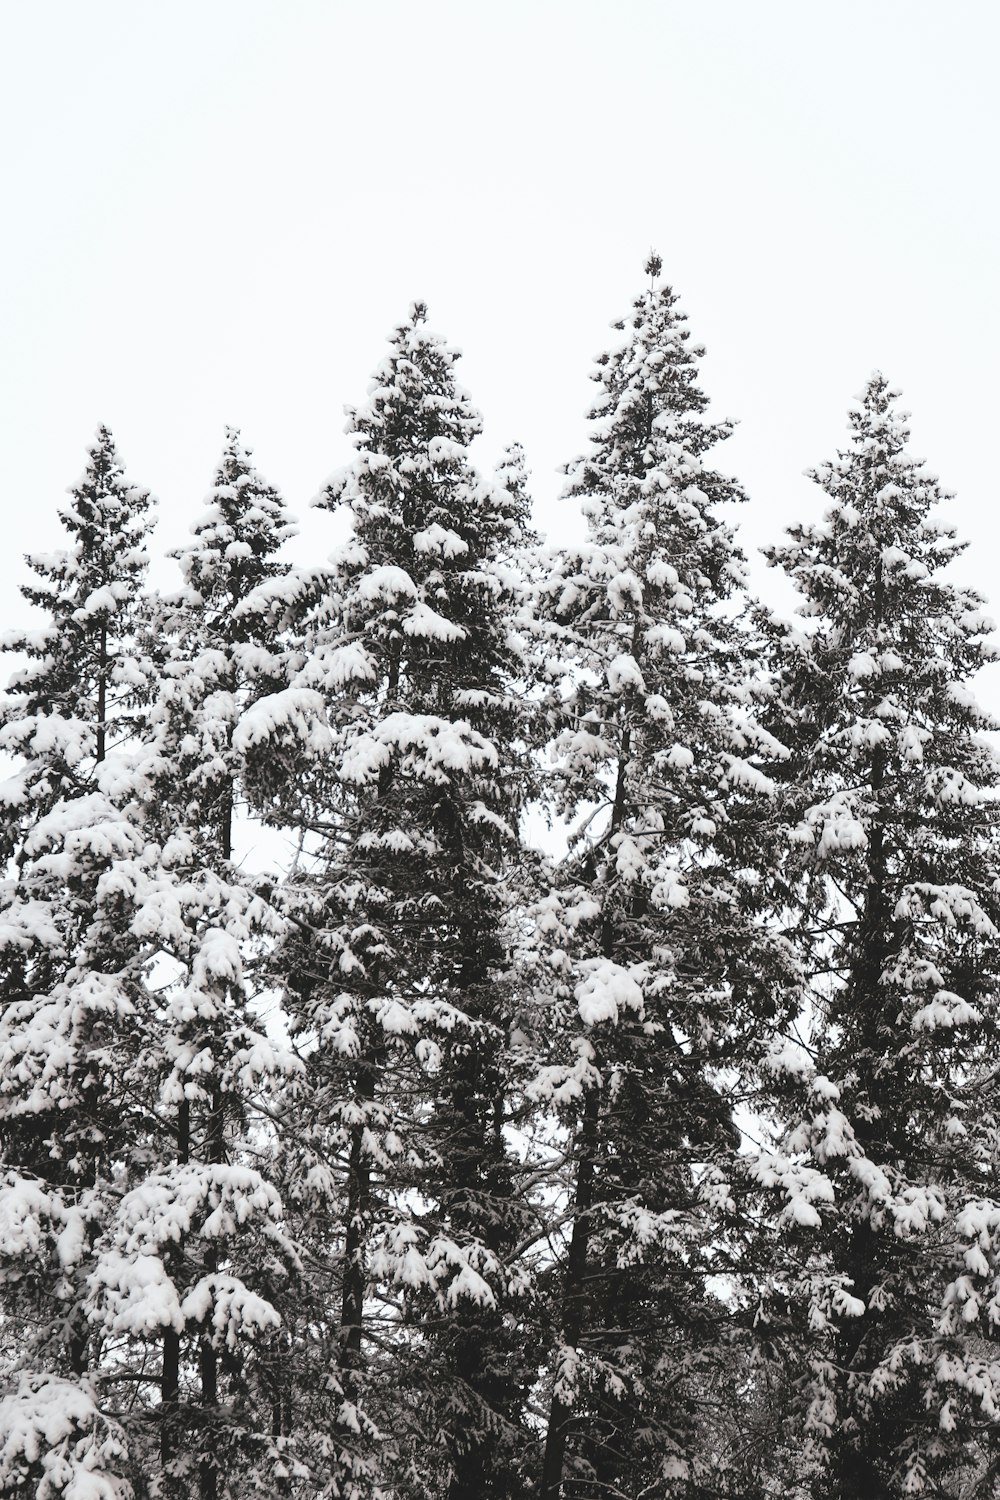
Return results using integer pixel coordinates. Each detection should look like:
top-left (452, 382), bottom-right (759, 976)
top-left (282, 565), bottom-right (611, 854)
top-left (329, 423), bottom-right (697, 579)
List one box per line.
top-left (528, 257), bottom-right (797, 1499)
top-left (0, 425), bottom-right (154, 826)
top-left (83, 430), bottom-right (309, 1499)
top-left (758, 375), bottom-right (1000, 1497)
top-left (0, 428), bottom-right (156, 1496)
top-left (274, 304), bottom-right (536, 1498)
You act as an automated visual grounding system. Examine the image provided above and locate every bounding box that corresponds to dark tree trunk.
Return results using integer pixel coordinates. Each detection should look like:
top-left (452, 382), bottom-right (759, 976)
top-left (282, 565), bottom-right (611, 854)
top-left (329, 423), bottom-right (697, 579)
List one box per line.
top-left (339, 1058), bottom-right (375, 1409)
top-left (540, 719), bottom-right (633, 1499)
top-left (162, 1097), bottom-right (190, 1476)
top-left (96, 625), bottom-right (107, 764)
top-left (539, 1088), bottom-right (600, 1500)
top-left (199, 1083), bottom-right (225, 1500)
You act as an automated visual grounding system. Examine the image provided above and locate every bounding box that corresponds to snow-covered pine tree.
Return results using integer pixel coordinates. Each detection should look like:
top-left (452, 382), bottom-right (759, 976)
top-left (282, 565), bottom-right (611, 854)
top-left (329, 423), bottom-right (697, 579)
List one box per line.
top-left (493, 441), bottom-right (533, 543)
top-left (0, 428), bottom-right (156, 1497)
top-left (84, 430), bottom-right (309, 1500)
top-left (528, 257), bottom-right (798, 1499)
top-left (274, 304), bottom-right (536, 1498)
top-left (168, 424), bottom-right (300, 843)
top-left (0, 425), bottom-right (154, 825)
top-left (758, 374), bottom-right (1000, 1497)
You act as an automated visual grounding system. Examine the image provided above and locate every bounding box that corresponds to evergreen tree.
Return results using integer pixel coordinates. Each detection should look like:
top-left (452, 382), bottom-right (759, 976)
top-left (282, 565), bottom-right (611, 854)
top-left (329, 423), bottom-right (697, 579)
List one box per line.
top-left (0, 424), bottom-right (154, 826)
top-left (84, 430), bottom-right (308, 1500)
top-left (0, 428), bottom-right (156, 1496)
top-left (528, 257), bottom-right (797, 1499)
top-left (758, 375), bottom-right (1000, 1497)
top-left (493, 441), bottom-right (534, 544)
top-left (275, 304), bottom-right (536, 1498)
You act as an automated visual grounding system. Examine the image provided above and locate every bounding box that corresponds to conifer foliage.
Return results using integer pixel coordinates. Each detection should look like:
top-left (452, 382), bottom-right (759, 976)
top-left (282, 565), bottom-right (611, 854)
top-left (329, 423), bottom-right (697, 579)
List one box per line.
top-left (1, 283), bottom-right (999, 1500)
top-left (528, 256), bottom-right (797, 1499)
top-left (0, 428), bottom-right (155, 1497)
top-left (759, 375), bottom-right (1000, 1498)
top-left (275, 303), bottom-right (535, 1498)
top-left (87, 430), bottom-right (305, 1500)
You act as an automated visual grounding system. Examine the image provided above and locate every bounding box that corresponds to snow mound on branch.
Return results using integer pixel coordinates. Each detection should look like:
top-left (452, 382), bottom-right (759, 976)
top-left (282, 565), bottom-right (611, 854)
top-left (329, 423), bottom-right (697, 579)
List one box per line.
top-left (0, 1175), bottom-right (84, 1266)
top-left (910, 990), bottom-right (981, 1032)
top-left (339, 714), bottom-right (498, 786)
top-left (180, 1273), bottom-right (281, 1349)
top-left (90, 1246), bottom-right (183, 1336)
top-left (232, 688), bottom-right (331, 755)
top-left (413, 522), bottom-right (468, 558)
top-left (401, 601), bottom-right (467, 642)
top-left (312, 641), bottom-right (377, 690)
top-left (355, 565), bottom-right (417, 603)
top-left (575, 959), bottom-right (645, 1026)
top-left (606, 654), bottom-right (645, 694)
top-left (749, 1151), bottom-right (835, 1230)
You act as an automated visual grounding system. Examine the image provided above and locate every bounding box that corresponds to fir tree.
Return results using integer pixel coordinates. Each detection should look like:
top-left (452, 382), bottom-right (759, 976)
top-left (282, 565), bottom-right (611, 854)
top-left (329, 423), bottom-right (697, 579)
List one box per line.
top-left (275, 304), bottom-right (536, 1498)
top-left (529, 257), bottom-right (797, 1499)
top-left (0, 425), bottom-right (154, 825)
top-left (758, 375), bottom-right (1000, 1497)
top-left (84, 430), bottom-right (307, 1500)
top-left (0, 428), bottom-right (156, 1496)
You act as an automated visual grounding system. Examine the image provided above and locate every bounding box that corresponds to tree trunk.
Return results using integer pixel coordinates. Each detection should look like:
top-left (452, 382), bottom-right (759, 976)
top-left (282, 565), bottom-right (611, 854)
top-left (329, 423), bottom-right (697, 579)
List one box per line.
top-left (831, 548), bottom-right (892, 1492)
top-left (199, 1083), bottom-right (225, 1500)
top-left (339, 1058), bottom-right (375, 1409)
top-left (96, 625), bottom-right (107, 764)
top-left (271, 1333), bottom-right (293, 1497)
top-left (541, 718), bottom-right (632, 1499)
top-left (162, 1097), bottom-right (189, 1476)
top-left (539, 1087), bottom-right (600, 1500)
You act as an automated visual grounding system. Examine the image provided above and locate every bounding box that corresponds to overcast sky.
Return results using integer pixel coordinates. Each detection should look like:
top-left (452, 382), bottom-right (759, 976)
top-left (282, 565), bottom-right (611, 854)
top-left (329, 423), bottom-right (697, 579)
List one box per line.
top-left (2, 2), bottom-right (998, 683)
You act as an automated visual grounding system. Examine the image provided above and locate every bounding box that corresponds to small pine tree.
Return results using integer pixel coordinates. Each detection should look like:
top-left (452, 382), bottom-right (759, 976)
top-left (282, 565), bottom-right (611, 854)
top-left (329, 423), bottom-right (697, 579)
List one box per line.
top-left (758, 375), bottom-right (1000, 1497)
top-left (0, 425), bottom-right (154, 820)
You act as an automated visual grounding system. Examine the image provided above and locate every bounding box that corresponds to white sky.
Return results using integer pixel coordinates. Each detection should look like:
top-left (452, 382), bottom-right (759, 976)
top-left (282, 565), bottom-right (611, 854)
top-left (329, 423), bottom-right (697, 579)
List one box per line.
top-left (2, 1), bottom-right (998, 687)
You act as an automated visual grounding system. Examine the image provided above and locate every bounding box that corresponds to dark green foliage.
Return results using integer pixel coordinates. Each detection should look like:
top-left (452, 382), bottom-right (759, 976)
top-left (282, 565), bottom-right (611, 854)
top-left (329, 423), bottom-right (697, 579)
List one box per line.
top-left (274, 304), bottom-right (537, 1498)
top-left (757, 374), bottom-right (1000, 1497)
top-left (527, 258), bottom-right (801, 1499)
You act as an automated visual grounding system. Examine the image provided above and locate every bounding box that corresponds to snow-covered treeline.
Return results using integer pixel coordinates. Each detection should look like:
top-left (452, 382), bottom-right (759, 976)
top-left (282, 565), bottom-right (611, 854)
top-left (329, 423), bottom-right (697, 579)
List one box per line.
top-left (2, 259), bottom-right (999, 1500)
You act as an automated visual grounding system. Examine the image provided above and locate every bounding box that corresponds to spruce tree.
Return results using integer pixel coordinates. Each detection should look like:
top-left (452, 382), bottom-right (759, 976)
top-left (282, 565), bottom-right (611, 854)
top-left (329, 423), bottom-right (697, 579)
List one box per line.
top-left (529, 257), bottom-right (797, 1499)
top-left (758, 375), bottom-right (1000, 1497)
top-left (0, 428), bottom-right (156, 1496)
top-left (275, 303), bottom-right (536, 1498)
top-left (84, 430), bottom-right (308, 1500)
top-left (0, 424), bottom-right (154, 823)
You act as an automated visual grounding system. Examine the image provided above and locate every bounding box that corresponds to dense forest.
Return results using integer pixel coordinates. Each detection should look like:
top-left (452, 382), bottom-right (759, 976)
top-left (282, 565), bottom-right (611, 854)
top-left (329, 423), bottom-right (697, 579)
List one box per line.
top-left (2, 256), bottom-right (999, 1500)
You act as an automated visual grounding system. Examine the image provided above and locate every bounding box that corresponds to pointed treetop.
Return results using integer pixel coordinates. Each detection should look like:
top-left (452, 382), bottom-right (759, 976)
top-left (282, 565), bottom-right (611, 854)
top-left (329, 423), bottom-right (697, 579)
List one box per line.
top-left (808, 375), bottom-right (949, 511)
top-left (172, 427), bottom-right (297, 618)
top-left (25, 425), bottom-right (155, 625)
top-left (644, 250), bottom-right (663, 281)
top-left (57, 425), bottom-right (155, 543)
top-left (843, 370), bottom-right (912, 451)
top-left (562, 264), bottom-right (743, 571)
top-left (331, 306), bottom-right (483, 473)
top-left (0, 427), bottom-right (156, 795)
top-left (771, 377), bottom-right (972, 627)
top-left (495, 440), bottom-right (530, 495)
top-left (584, 268), bottom-right (710, 438)
top-left (493, 441), bottom-right (536, 541)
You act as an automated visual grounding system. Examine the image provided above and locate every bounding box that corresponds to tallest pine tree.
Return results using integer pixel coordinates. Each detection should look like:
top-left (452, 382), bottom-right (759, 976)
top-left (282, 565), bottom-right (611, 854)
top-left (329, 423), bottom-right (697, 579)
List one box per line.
top-left (530, 257), bottom-right (797, 1498)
